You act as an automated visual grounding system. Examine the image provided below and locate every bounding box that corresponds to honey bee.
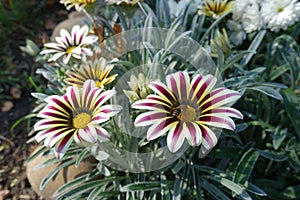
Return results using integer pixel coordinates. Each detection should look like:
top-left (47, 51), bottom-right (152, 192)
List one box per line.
top-left (171, 106), bottom-right (181, 118)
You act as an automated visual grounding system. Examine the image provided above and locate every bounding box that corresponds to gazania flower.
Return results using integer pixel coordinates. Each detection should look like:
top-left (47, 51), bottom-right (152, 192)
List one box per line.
top-left (123, 73), bottom-right (152, 102)
top-left (210, 28), bottom-right (232, 57)
top-left (40, 25), bottom-right (98, 64)
top-left (34, 80), bottom-right (122, 159)
top-left (261, 0), bottom-right (300, 32)
top-left (65, 58), bottom-right (118, 88)
top-left (132, 71), bottom-right (243, 153)
top-left (60, 0), bottom-right (96, 11)
top-left (105, 0), bottom-right (142, 6)
top-left (198, 0), bottom-right (234, 19)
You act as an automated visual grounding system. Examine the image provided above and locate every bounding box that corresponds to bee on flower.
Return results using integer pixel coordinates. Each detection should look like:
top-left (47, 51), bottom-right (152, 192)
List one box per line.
top-left (40, 25), bottom-right (98, 64)
top-left (34, 80), bottom-right (122, 159)
top-left (65, 58), bottom-right (118, 89)
top-left (132, 71), bottom-right (243, 153)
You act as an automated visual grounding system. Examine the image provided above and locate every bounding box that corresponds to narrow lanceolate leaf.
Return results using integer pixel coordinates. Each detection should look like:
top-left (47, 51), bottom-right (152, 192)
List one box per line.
top-left (233, 148), bottom-right (259, 185)
top-left (286, 137), bottom-right (300, 151)
top-left (282, 88), bottom-right (300, 139)
top-left (281, 185), bottom-right (300, 199)
top-left (120, 181), bottom-right (161, 192)
top-left (206, 175), bottom-right (252, 200)
top-left (200, 179), bottom-right (231, 200)
top-left (257, 149), bottom-right (287, 162)
top-left (272, 127), bottom-right (287, 150)
top-left (248, 86), bottom-right (283, 100)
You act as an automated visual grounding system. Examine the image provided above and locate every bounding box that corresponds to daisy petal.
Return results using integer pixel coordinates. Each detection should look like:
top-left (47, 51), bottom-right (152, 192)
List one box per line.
top-left (167, 123), bottom-right (185, 152)
top-left (54, 133), bottom-right (74, 159)
top-left (134, 111), bottom-right (168, 126)
top-left (200, 124), bottom-right (218, 150)
top-left (184, 122), bottom-right (202, 146)
top-left (78, 125), bottom-right (97, 143)
top-left (147, 118), bottom-right (177, 140)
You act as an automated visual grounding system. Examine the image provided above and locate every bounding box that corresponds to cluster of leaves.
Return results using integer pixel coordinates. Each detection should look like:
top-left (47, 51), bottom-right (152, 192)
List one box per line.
top-left (24, 0), bottom-right (300, 199)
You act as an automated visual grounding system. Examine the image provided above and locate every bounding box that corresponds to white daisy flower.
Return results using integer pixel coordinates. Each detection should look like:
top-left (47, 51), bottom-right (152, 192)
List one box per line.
top-left (261, 0), bottom-right (300, 32)
top-left (40, 25), bottom-right (98, 64)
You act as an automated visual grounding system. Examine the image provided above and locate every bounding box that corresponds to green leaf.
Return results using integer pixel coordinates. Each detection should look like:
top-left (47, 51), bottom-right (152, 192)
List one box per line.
top-left (241, 30), bottom-right (266, 66)
top-left (286, 137), bottom-right (300, 151)
top-left (233, 148), bottom-right (260, 185)
top-left (288, 150), bottom-right (300, 170)
top-left (272, 127), bottom-right (287, 150)
top-left (53, 169), bottom-right (100, 197)
top-left (207, 175), bottom-right (252, 200)
top-left (200, 179), bottom-right (231, 200)
top-left (120, 181), bottom-right (161, 192)
top-left (281, 185), bottom-right (300, 199)
top-left (57, 177), bottom-right (126, 200)
top-left (257, 149), bottom-right (287, 161)
top-left (209, 147), bottom-right (242, 159)
top-left (282, 88), bottom-right (300, 139)
top-left (40, 159), bottom-right (75, 190)
top-left (248, 86), bottom-right (283, 100)
top-left (245, 182), bottom-right (267, 197)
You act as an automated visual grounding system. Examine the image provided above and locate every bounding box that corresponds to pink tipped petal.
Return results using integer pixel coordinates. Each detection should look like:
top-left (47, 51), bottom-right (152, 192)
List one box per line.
top-left (34, 119), bottom-right (69, 131)
top-left (54, 134), bottom-right (74, 159)
top-left (199, 115), bottom-right (236, 130)
top-left (167, 123), bottom-right (185, 152)
top-left (208, 107), bottom-right (243, 119)
top-left (147, 118), bottom-right (176, 141)
top-left (132, 98), bottom-right (170, 111)
top-left (200, 125), bottom-right (217, 150)
top-left (99, 105), bottom-right (122, 117)
top-left (134, 111), bottom-right (168, 126)
top-left (148, 82), bottom-right (176, 104)
top-left (184, 122), bottom-right (202, 146)
top-left (191, 75), bottom-right (217, 103)
top-left (78, 125), bottom-right (97, 143)
top-left (95, 126), bottom-right (110, 140)
top-left (45, 128), bottom-right (74, 148)
top-left (201, 88), bottom-right (241, 112)
top-left (91, 112), bottom-right (110, 124)
top-left (95, 90), bottom-right (116, 108)
top-left (67, 86), bottom-right (81, 109)
top-left (45, 95), bottom-right (72, 115)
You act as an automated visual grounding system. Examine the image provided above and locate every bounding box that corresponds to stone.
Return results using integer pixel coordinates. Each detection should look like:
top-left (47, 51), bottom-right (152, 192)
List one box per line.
top-left (26, 146), bottom-right (96, 200)
top-left (51, 11), bottom-right (91, 41)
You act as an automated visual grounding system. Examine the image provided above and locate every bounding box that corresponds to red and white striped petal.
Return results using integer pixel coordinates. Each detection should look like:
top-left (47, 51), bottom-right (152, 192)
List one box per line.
top-left (67, 86), bottom-right (81, 109)
top-left (134, 111), bottom-right (168, 126)
top-left (132, 97), bottom-right (170, 111)
top-left (95, 126), bottom-right (110, 140)
top-left (167, 123), bottom-right (185, 152)
top-left (199, 114), bottom-right (236, 130)
top-left (54, 133), bottom-right (74, 160)
top-left (91, 112), bottom-right (110, 124)
top-left (35, 127), bottom-right (65, 143)
top-left (99, 104), bottom-right (122, 117)
top-left (208, 107), bottom-right (243, 119)
top-left (44, 128), bottom-right (74, 148)
top-left (200, 88), bottom-right (241, 112)
top-left (148, 81), bottom-right (177, 104)
top-left (94, 89), bottom-right (116, 109)
top-left (147, 118), bottom-right (177, 141)
top-left (183, 122), bottom-right (202, 146)
top-left (200, 124), bottom-right (218, 150)
top-left (166, 71), bottom-right (191, 101)
top-left (34, 118), bottom-right (68, 131)
top-left (191, 74), bottom-right (217, 103)
top-left (77, 125), bottom-right (98, 143)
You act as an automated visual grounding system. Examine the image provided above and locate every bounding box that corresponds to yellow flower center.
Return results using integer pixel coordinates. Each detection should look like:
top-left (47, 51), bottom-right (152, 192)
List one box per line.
top-left (66, 46), bottom-right (76, 54)
top-left (277, 7), bottom-right (283, 12)
top-left (172, 105), bottom-right (197, 123)
top-left (73, 112), bottom-right (91, 129)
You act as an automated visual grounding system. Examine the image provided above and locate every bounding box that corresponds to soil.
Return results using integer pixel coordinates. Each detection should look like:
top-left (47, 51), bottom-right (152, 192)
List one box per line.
top-left (0, 1), bottom-right (69, 199)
